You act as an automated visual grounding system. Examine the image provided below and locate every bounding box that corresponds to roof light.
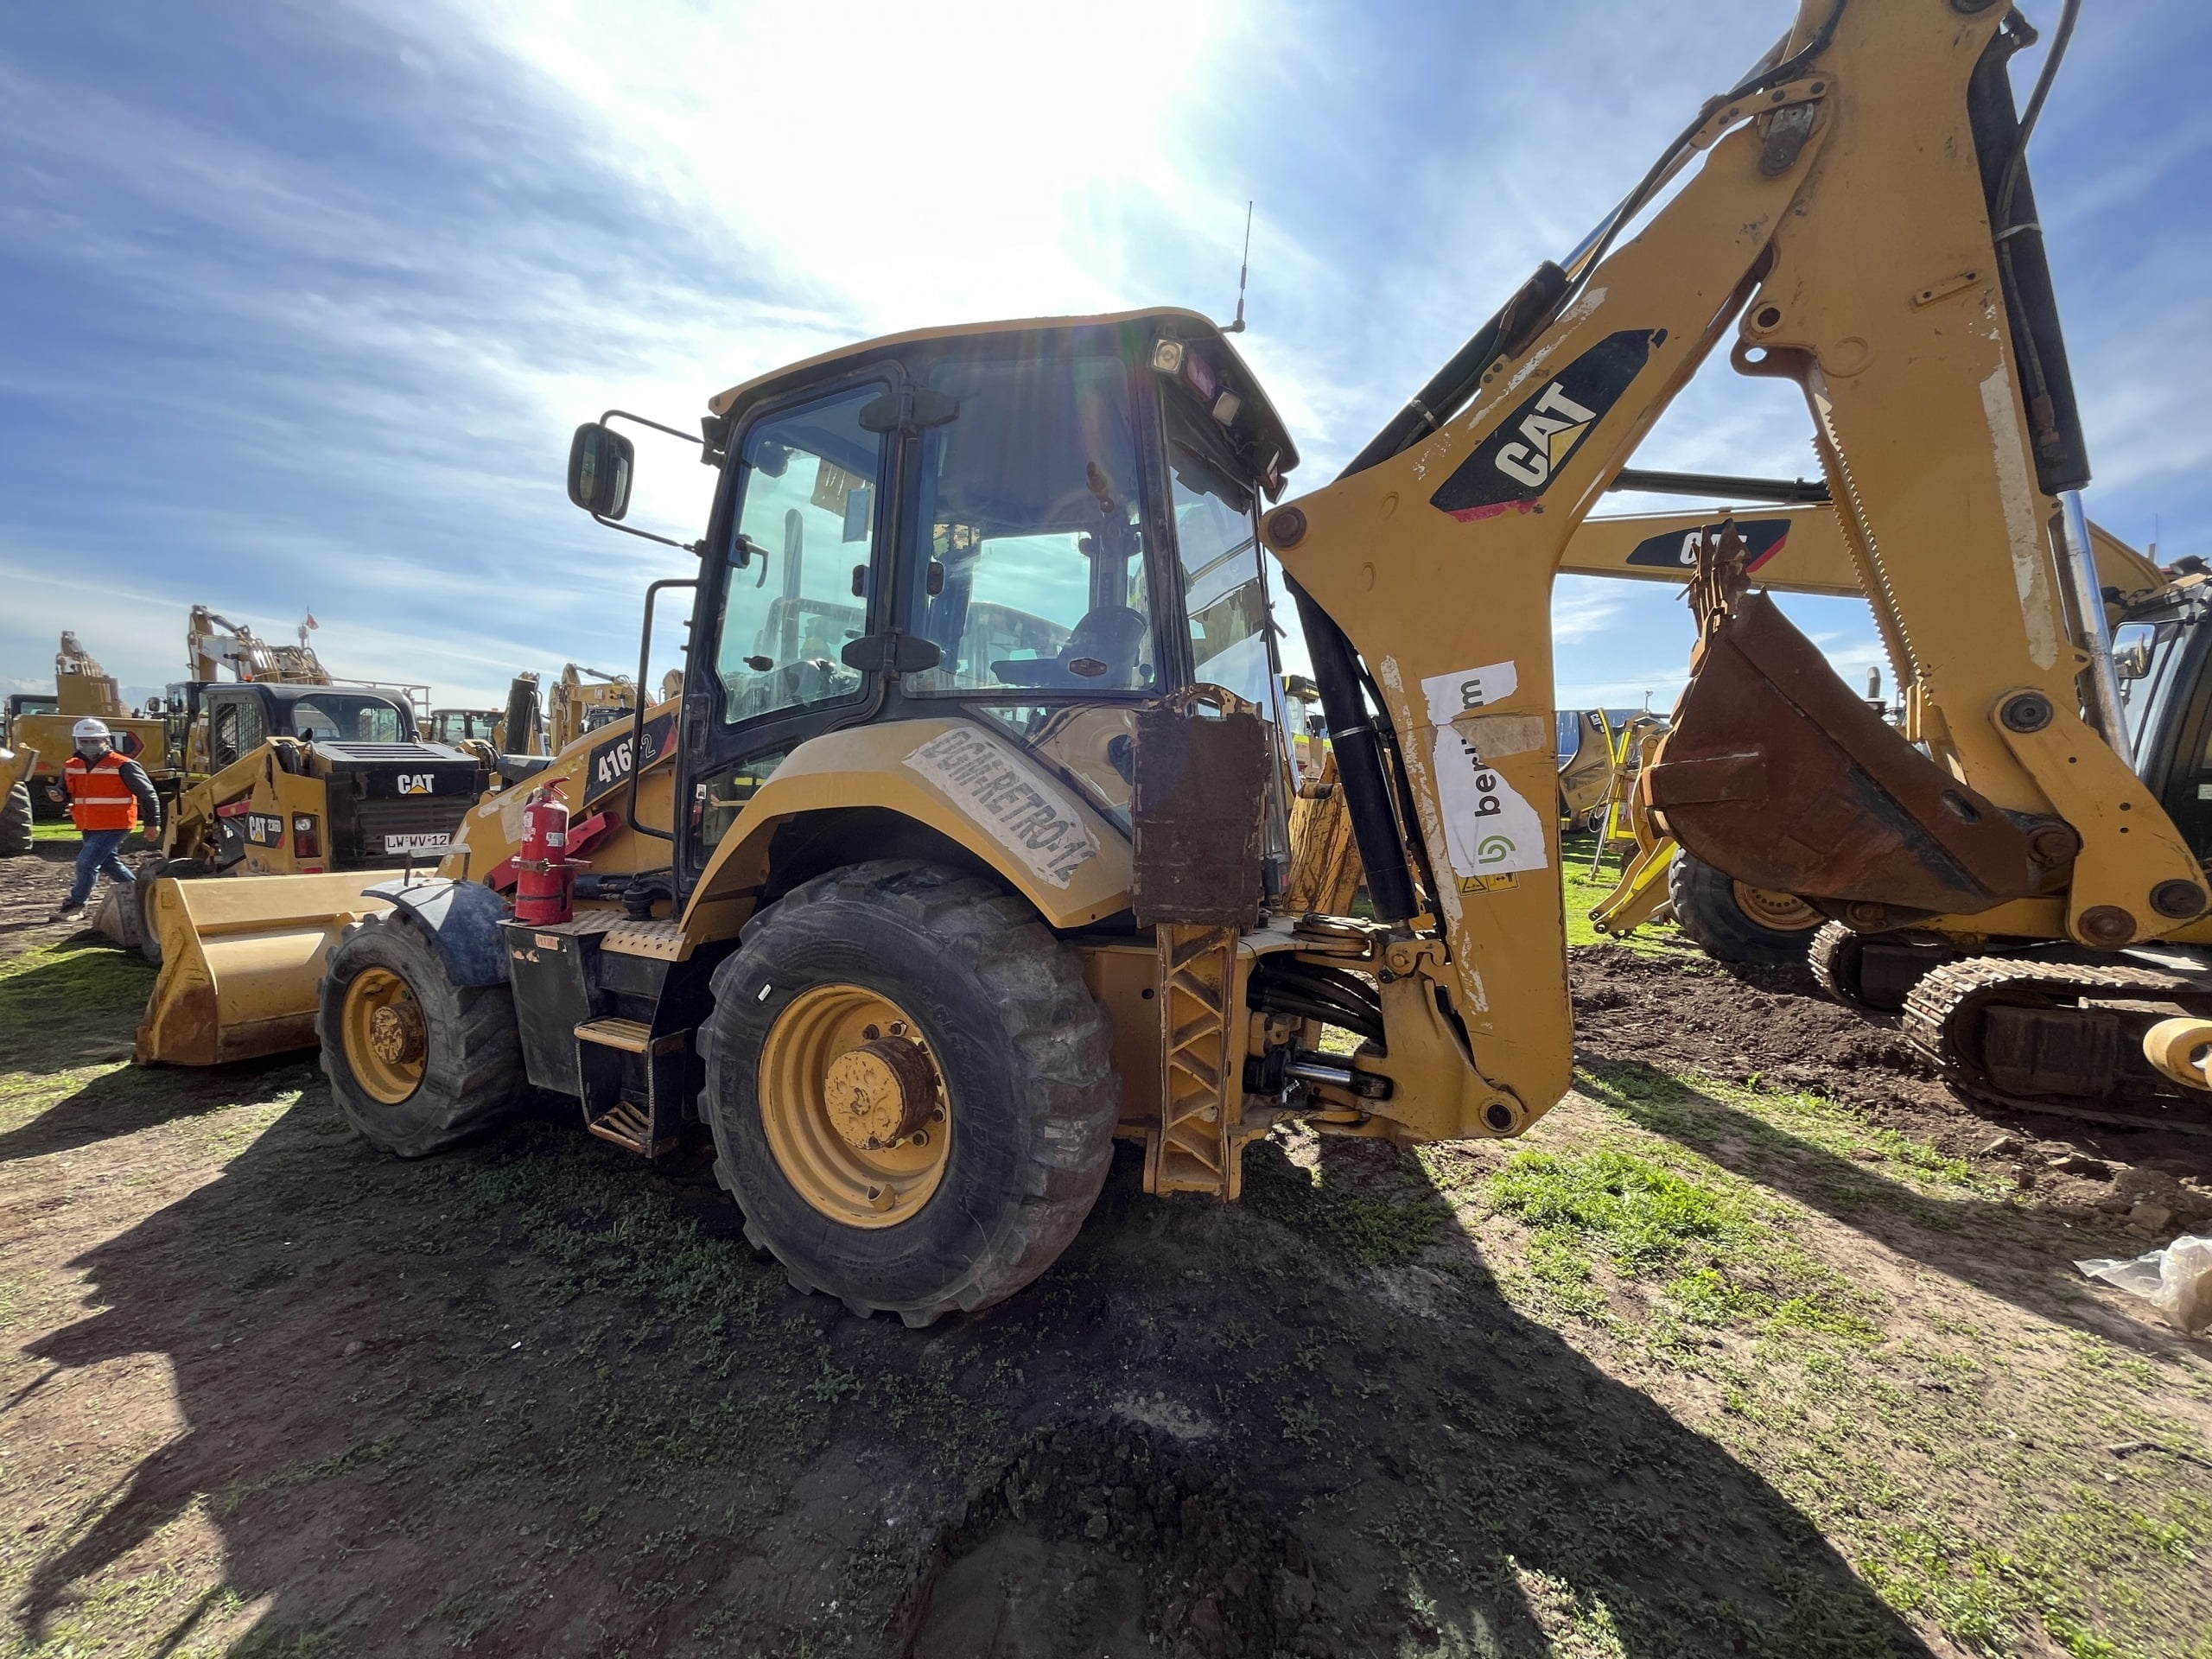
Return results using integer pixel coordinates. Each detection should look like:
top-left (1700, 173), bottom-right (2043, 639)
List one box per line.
top-left (1211, 391), bottom-right (1242, 426)
top-left (1150, 339), bottom-right (1185, 374)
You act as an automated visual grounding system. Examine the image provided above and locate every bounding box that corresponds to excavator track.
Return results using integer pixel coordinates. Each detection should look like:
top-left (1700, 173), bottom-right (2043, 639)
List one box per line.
top-left (1902, 956), bottom-right (2212, 1135)
top-left (1808, 920), bottom-right (1958, 1014)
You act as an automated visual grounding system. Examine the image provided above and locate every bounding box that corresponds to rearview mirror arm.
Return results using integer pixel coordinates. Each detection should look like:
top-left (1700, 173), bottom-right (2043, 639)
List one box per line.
top-left (589, 409), bottom-right (719, 552)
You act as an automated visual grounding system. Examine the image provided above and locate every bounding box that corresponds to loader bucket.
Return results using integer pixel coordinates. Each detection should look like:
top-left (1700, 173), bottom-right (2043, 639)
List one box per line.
top-left (135, 874), bottom-right (397, 1066)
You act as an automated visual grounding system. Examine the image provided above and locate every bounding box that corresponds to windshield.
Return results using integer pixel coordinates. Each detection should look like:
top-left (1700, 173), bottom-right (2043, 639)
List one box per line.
top-left (904, 353), bottom-right (1156, 696)
top-left (283, 694), bottom-right (410, 744)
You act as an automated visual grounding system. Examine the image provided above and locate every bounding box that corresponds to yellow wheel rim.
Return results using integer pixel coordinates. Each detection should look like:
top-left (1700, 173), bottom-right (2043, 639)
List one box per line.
top-left (758, 984), bottom-right (951, 1228)
top-left (341, 965), bottom-right (428, 1106)
top-left (1732, 880), bottom-right (1823, 934)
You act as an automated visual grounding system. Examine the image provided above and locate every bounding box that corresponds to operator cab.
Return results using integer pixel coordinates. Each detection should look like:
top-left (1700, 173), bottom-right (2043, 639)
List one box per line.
top-left (2116, 572), bottom-right (2212, 861)
top-left (165, 681), bottom-right (423, 771)
top-left (571, 308), bottom-right (1300, 903)
top-left (3, 692), bottom-right (59, 742)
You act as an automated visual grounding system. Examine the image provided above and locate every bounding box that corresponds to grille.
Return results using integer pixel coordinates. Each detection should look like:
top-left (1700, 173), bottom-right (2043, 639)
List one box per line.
top-left (343, 796), bottom-right (472, 866)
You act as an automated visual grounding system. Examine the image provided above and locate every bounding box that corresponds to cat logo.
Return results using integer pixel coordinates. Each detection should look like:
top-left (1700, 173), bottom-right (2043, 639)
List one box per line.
top-left (1623, 516), bottom-right (1794, 574)
top-left (397, 773), bottom-right (434, 795)
top-left (1492, 382), bottom-right (1599, 488)
top-left (1430, 328), bottom-right (1662, 522)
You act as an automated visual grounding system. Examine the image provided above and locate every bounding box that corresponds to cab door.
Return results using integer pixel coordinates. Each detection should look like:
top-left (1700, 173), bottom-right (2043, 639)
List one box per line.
top-left (676, 374), bottom-right (900, 893)
top-left (207, 692), bottom-right (268, 771)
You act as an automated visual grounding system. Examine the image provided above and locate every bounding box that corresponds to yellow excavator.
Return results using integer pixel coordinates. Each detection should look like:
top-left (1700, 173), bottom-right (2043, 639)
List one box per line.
top-left (138, 0), bottom-right (2208, 1321)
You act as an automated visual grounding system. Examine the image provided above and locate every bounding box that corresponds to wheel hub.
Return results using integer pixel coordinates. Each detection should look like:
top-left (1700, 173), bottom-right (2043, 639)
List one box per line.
top-left (1732, 878), bottom-right (1822, 932)
top-left (367, 1001), bottom-right (426, 1067)
top-left (758, 985), bottom-right (954, 1228)
top-left (823, 1037), bottom-right (938, 1151)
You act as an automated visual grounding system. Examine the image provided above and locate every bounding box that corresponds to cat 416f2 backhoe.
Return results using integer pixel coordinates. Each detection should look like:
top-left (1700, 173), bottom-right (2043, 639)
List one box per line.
top-left (138, 0), bottom-right (2205, 1323)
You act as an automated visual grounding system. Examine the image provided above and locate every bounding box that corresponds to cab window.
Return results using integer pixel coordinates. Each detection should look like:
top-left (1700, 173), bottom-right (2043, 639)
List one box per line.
top-left (1167, 428), bottom-right (1274, 709)
top-left (290, 696), bottom-right (405, 743)
top-left (906, 353), bottom-right (1155, 695)
top-left (715, 386), bottom-right (881, 727)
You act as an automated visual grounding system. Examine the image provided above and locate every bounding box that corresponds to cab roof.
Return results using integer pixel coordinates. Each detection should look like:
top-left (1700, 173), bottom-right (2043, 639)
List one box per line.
top-left (707, 307), bottom-right (1299, 490)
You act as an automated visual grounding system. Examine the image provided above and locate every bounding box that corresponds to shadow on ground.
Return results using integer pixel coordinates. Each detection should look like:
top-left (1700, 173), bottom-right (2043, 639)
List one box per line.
top-left (8, 1033), bottom-right (1932, 1657)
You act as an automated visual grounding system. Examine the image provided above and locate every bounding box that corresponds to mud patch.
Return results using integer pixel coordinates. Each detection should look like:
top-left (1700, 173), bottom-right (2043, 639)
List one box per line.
top-left (907, 1421), bottom-right (1330, 1658)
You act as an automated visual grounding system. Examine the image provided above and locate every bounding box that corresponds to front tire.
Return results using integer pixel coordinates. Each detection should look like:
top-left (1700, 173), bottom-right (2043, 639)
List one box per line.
top-left (317, 912), bottom-right (522, 1157)
top-left (0, 784), bottom-right (31, 857)
top-left (1668, 850), bottom-right (1822, 966)
top-left (134, 859), bottom-right (209, 963)
top-left (701, 861), bottom-right (1119, 1327)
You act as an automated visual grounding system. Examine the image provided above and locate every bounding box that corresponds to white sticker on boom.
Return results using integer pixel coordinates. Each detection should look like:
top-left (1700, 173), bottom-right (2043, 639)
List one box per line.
top-left (1421, 659), bottom-right (1519, 726)
top-left (904, 728), bottom-right (1100, 889)
top-left (1432, 724), bottom-right (1549, 878)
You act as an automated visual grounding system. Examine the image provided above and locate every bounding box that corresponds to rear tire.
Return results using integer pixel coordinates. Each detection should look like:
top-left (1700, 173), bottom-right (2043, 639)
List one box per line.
top-left (1668, 850), bottom-right (1822, 966)
top-left (700, 861), bottom-right (1120, 1327)
top-left (318, 912), bottom-right (522, 1157)
top-left (0, 784), bottom-right (30, 857)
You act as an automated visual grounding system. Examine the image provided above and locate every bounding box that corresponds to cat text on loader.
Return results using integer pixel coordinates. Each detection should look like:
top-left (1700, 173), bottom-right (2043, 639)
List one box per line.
top-left (180, 0), bottom-right (2190, 1322)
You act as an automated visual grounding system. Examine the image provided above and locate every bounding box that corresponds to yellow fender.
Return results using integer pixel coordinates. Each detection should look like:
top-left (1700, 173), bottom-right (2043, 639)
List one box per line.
top-left (689, 719), bottom-right (1134, 935)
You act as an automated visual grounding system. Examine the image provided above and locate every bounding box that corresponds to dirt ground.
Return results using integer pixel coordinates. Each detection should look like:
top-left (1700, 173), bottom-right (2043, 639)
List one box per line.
top-left (2, 848), bottom-right (2209, 1658)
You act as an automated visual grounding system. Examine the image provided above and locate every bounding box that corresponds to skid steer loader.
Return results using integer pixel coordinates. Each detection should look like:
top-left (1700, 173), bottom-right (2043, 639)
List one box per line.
top-left (138, 0), bottom-right (2212, 1320)
top-left (133, 677), bottom-right (487, 974)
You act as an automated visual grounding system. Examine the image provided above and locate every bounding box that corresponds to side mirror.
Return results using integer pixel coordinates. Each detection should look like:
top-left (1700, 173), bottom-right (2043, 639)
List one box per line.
top-left (568, 423), bottom-right (635, 520)
top-left (2112, 623), bottom-right (2155, 683)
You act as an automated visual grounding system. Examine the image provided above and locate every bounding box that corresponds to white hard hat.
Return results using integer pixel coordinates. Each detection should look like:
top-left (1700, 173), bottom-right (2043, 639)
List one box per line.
top-left (73, 717), bottom-right (111, 741)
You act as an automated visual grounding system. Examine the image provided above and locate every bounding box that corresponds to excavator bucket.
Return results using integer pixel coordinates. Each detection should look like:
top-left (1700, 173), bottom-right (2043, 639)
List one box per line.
top-left (1647, 592), bottom-right (2051, 916)
top-left (135, 874), bottom-right (396, 1066)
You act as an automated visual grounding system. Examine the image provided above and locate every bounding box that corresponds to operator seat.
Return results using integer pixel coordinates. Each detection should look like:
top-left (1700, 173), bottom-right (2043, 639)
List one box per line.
top-left (991, 606), bottom-right (1148, 690)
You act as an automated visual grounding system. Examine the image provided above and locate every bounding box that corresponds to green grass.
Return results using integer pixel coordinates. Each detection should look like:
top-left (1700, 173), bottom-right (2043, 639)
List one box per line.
top-left (1421, 1067), bottom-right (2212, 1659)
top-left (1560, 831), bottom-right (1702, 956)
top-left (1489, 1147), bottom-right (1745, 1272)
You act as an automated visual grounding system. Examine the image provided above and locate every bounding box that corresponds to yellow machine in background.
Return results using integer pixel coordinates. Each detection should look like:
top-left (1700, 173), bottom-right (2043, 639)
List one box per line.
top-left (10, 633), bottom-right (173, 819)
top-left (429, 709), bottom-right (504, 747)
top-left (135, 613), bottom-right (487, 963)
top-left (1, 741), bottom-right (35, 858)
top-left (137, 0), bottom-right (2212, 1320)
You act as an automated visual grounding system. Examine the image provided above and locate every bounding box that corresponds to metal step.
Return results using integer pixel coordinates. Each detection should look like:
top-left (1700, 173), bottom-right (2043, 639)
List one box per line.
top-left (585, 1102), bottom-right (662, 1154)
top-left (574, 1016), bottom-right (656, 1053)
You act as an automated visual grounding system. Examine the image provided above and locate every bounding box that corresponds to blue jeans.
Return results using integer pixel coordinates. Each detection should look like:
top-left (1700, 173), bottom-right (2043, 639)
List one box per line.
top-left (67, 830), bottom-right (136, 908)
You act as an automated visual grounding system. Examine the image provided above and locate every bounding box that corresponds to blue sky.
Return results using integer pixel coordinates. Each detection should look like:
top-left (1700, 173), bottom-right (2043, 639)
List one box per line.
top-left (3, 1), bottom-right (2205, 715)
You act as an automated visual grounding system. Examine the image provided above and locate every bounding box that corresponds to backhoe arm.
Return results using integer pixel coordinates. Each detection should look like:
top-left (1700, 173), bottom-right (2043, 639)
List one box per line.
top-left (1265, 0), bottom-right (2202, 1136)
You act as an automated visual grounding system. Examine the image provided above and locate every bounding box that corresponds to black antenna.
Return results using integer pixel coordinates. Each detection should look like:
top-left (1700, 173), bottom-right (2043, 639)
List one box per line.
top-left (1224, 201), bottom-right (1253, 334)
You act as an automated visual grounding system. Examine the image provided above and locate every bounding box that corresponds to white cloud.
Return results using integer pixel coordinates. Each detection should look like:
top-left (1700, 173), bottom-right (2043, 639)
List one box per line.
top-left (2, 0), bottom-right (2205, 717)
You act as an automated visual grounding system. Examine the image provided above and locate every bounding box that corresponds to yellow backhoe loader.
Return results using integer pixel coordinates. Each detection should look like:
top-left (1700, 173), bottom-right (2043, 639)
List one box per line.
top-left (138, 0), bottom-right (2209, 1321)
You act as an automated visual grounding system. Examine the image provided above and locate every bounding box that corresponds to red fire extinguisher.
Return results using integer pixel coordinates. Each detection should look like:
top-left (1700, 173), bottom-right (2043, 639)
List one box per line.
top-left (515, 779), bottom-right (574, 925)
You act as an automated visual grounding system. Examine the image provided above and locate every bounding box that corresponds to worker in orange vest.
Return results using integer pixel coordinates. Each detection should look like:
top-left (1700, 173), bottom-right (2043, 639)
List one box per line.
top-left (50, 718), bottom-right (162, 925)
